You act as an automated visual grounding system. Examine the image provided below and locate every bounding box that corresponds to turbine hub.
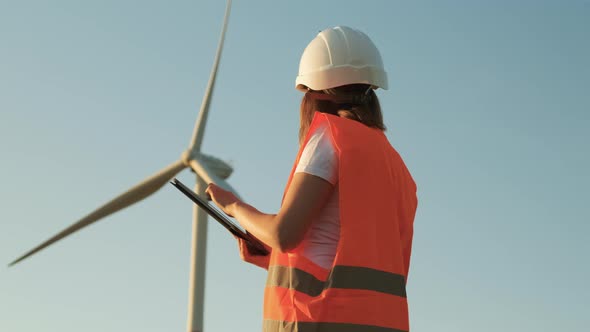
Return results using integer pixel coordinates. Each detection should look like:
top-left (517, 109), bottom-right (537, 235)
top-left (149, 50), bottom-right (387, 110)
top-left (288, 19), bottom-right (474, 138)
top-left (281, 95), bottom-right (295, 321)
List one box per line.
top-left (181, 150), bottom-right (192, 167)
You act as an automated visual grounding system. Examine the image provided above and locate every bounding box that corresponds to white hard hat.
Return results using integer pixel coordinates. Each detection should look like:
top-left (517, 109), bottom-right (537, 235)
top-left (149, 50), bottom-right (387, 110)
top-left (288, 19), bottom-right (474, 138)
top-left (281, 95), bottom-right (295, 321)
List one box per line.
top-left (296, 26), bottom-right (388, 91)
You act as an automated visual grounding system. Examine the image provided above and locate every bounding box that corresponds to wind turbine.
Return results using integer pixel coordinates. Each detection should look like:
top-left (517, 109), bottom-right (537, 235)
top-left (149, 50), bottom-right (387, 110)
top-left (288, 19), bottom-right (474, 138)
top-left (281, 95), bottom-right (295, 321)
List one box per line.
top-left (9, 1), bottom-right (235, 331)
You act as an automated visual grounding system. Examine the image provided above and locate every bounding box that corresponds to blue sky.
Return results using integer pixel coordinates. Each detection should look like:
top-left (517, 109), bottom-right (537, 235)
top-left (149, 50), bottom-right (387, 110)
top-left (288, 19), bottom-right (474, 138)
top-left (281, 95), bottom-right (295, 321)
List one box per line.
top-left (1, 1), bottom-right (588, 331)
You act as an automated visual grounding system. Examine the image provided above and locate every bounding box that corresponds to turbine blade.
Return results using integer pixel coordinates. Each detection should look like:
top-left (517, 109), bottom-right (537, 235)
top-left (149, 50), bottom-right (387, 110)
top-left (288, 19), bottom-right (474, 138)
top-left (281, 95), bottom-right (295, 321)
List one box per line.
top-left (9, 159), bottom-right (187, 267)
top-left (188, 0), bottom-right (232, 152)
top-left (189, 157), bottom-right (241, 199)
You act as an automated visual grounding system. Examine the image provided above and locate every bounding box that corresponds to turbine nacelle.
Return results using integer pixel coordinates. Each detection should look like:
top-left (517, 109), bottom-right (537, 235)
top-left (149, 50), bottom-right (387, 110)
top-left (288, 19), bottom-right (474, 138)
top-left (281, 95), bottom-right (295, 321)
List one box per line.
top-left (182, 150), bottom-right (233, 180)
top-left (199, 153), bottom-right (233, 179)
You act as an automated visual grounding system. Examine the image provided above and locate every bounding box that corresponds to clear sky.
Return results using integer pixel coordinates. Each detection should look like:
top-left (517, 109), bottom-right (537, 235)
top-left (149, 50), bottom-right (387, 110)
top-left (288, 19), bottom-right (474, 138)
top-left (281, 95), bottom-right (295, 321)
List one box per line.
top-left (1, 1), bottom-right (588, 331)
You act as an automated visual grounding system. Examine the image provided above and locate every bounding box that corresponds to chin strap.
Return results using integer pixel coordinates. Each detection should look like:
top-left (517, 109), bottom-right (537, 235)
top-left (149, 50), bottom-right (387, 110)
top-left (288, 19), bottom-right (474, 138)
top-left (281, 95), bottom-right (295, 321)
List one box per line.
top-left (306, 89), bottom-right (373, 104)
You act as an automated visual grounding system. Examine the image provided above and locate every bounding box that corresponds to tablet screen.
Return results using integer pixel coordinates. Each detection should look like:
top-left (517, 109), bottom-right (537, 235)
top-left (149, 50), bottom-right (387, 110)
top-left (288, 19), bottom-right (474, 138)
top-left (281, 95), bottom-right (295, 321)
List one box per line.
top-left (170, 178), bottom-right (268, 255)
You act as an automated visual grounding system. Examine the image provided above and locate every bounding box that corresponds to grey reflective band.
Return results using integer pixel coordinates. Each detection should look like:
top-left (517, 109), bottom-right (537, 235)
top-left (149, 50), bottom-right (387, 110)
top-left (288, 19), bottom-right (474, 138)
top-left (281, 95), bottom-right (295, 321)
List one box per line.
top-left (267, 265), bottom-right (407, 298)
top-left (264, 320), bottom-right (408, 332)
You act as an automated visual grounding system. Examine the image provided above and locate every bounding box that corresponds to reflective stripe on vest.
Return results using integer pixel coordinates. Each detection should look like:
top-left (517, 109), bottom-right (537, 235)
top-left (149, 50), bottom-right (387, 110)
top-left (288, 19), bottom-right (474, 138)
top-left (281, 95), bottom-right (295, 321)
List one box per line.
top-left (263, 113), bottom-right (417, 332)
top-left (267, 265), bottom-right (407, 298)
top-left (263, 320), bottom-right (408, 332)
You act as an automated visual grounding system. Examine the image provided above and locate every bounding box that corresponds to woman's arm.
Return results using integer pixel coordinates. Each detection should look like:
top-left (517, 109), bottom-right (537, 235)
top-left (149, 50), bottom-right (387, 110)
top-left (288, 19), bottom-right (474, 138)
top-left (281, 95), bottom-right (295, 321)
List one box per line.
top-left (206, 173), bottom-right (333, 252)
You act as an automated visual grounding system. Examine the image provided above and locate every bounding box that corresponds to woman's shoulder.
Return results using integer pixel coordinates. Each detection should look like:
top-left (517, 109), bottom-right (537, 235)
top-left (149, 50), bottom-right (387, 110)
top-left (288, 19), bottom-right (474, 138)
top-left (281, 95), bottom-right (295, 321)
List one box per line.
top-left (296, 123), bottom-right (338, 184)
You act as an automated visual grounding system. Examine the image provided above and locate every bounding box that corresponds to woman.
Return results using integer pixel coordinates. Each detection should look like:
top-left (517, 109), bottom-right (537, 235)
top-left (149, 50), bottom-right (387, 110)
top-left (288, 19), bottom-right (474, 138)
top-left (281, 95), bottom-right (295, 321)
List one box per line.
top-left (207, 26), bottom-right (417, 332)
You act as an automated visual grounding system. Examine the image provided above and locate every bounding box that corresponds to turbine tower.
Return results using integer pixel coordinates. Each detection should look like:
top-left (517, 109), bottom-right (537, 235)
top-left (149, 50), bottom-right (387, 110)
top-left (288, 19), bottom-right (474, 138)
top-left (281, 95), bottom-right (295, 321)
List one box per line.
top-left (8, 1), bottom-right (234, 331)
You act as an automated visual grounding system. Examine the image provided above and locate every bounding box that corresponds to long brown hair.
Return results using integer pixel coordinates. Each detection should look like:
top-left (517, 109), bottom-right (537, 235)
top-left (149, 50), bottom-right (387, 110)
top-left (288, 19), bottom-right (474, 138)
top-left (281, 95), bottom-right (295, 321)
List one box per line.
top-left (299, 84), bottom-right (386, 145)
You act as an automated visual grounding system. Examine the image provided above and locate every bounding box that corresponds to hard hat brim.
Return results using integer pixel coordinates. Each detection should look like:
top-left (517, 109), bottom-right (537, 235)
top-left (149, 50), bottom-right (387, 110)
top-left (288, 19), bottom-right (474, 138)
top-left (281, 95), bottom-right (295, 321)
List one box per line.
top-left (296, 65), bottom-right (388, 92)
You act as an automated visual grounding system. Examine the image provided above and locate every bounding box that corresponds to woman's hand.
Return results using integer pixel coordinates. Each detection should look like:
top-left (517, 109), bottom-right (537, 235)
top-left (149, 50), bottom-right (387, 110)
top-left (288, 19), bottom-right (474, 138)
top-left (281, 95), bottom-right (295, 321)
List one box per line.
top-left (205, 183), bottom-right (240, 217)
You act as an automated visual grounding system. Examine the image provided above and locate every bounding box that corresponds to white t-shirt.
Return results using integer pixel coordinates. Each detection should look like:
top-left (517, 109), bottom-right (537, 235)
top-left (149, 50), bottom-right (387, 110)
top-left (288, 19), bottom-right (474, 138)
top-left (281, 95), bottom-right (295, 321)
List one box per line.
top-left (294, 124), bottom-right (340, 269)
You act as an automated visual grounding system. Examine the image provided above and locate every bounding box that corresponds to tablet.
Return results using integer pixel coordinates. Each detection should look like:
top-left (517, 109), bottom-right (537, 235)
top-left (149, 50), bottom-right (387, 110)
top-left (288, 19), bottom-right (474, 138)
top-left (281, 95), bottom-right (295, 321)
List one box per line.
top-left (170, 178), bottom-right (269, 255)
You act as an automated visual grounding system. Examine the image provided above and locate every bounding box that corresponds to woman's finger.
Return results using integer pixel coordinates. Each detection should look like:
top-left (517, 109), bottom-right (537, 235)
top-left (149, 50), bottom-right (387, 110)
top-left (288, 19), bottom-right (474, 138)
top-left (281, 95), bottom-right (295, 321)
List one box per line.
top-left (204, 186), bottom-right (212, 200)
top-left (205, 183), bottom-right (219, 199)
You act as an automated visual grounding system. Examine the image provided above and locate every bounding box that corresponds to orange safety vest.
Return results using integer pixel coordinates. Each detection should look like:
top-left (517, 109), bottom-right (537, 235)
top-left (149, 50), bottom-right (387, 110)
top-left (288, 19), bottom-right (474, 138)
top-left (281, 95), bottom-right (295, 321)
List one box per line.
top-left (240, 112), bottom-right (418, 332)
